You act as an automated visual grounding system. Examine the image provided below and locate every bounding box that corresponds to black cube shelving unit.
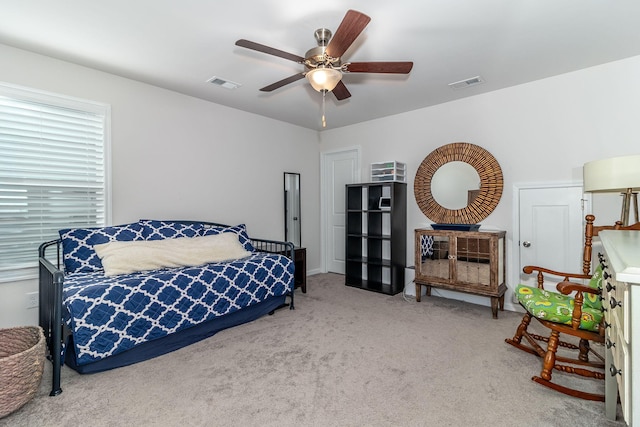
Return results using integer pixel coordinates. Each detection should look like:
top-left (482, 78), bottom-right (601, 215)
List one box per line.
top-left (345, 182), bottom-right (406, 295)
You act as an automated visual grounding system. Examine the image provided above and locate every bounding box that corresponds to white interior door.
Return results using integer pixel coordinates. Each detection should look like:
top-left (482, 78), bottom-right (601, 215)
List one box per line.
top-left (321, 148), bottom-right (360, 274)
top-left (518, 185), bottom-right (587, 285)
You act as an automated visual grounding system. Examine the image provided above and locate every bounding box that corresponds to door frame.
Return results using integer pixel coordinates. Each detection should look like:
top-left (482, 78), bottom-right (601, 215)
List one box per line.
top-left (511, 181), bottom-right (591, 304)
top-left (320, 146), bottom-right (361, 273)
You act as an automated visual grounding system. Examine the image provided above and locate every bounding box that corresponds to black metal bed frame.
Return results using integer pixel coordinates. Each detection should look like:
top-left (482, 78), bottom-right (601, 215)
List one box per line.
top-left (38, 221), bottom-right (295, 396)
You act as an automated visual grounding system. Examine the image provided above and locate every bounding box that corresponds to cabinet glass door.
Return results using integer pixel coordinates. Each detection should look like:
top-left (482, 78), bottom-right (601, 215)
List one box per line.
top-left (418, 234), bottom-right (449, 280)
top-left (455, 236), bottom-right (491, 286)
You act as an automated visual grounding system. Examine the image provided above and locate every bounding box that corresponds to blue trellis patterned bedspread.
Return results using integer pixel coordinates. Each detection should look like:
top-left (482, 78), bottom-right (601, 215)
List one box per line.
top-left (62, 252), bottom-right (294, 366)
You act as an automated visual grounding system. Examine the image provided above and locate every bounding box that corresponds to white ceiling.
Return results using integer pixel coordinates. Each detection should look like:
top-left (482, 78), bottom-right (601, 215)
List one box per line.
top-left (1, 0), bottom-right (640, 131)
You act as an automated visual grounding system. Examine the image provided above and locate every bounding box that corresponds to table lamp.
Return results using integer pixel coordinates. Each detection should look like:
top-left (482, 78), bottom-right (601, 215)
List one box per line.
top-left (583, 154), bottom-right (640, 226)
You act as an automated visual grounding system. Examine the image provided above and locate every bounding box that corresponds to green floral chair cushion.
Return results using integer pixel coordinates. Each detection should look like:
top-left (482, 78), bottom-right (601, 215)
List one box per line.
top-left (515, 282), bottom-right (603, 332)
top-left (583, 264), bottom-right (603, 311)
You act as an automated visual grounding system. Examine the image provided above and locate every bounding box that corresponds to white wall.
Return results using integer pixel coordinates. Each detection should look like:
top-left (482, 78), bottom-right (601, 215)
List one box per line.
top-left (0, 44), bottom-right (321, 327)
top-left (319, 55), bottom-right (640, 310)
top-left (2, 42), bottom-right (638, 326)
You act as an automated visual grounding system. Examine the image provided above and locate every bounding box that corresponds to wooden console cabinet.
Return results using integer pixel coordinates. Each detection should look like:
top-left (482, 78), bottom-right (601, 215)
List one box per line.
top-left (414, 228), bottom-right (506, 318)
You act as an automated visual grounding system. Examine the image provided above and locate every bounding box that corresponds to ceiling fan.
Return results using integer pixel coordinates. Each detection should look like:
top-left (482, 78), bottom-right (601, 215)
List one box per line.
top-left (235, 9), bottom-right (414, 101)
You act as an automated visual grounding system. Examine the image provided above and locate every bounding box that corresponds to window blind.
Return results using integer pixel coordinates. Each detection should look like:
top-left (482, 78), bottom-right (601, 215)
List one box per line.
top-left (0, 83), bottom-right (110, 281)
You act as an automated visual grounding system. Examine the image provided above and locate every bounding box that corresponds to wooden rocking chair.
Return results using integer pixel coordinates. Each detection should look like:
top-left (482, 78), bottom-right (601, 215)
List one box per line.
top-left (505, 214), bottom-right (633, 401)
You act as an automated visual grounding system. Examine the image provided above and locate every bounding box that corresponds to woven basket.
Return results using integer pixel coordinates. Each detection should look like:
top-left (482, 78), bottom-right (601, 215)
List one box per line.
top-left (0, 326), bottom-right (46, 419)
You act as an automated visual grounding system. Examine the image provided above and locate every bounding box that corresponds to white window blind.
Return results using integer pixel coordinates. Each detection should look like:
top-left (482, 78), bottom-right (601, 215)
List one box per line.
top-left (0, 83), bottom-right (110, 281)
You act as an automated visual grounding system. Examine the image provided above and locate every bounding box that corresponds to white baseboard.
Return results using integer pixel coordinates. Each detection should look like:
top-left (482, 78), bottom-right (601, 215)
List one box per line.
top-left (311, 267), bottom-right (524, 314)
top-left (307, 268), bottom-right (322, 276)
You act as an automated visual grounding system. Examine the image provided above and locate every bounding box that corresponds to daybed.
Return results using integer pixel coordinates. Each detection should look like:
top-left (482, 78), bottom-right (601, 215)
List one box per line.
top-left (38, 220), bottom-right (295, 396)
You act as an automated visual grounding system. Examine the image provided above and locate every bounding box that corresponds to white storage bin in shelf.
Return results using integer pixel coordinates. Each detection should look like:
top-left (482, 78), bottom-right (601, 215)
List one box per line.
top-left (371, 161), bottom-right (406, 182)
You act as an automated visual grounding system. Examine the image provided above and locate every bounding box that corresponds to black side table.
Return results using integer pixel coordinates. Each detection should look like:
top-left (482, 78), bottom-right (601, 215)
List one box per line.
top-left (294, 247), bottom-right (307, 293)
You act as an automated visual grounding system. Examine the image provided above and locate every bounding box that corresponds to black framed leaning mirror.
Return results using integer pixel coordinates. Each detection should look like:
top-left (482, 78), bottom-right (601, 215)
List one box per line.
top-left (414, 142), bottom-right (503, 224)
top-left (284, 172), bottom-right (301, 247)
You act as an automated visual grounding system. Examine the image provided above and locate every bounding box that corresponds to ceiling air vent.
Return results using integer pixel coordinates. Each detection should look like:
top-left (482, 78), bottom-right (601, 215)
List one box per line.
top-left (207, 76), bottom-right (241, 90)
top-left (448, 76), bottom-right (484, 90)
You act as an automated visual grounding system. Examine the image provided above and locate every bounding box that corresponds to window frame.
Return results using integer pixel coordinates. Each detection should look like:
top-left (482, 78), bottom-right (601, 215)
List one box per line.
top-left (0, 82), bottom-right (111, 282)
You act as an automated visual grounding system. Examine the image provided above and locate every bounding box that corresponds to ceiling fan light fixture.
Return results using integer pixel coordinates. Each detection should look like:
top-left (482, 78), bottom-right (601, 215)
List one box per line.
top-left (306, 66), bottom-right (342, 92)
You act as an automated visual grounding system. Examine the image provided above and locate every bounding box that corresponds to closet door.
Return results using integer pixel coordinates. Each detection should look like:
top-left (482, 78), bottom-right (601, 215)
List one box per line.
top-left (518, 186), bottom-right (585, 282)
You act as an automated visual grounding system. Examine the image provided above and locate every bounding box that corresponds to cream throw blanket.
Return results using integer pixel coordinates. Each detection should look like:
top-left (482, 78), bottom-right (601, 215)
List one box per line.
top-left (94, 233), bottom-right (251, 277)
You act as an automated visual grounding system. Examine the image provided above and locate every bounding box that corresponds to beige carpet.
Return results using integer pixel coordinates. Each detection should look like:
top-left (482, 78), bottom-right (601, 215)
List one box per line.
top-left (1, 273), bottom-right (624, 427)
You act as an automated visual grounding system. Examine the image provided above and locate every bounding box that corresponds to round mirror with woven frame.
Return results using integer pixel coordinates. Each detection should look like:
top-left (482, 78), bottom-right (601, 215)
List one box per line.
top-left (414, 142), bottom-right (503, 224)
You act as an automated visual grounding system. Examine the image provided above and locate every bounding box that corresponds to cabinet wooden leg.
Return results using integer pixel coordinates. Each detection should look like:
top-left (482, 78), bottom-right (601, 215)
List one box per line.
top-left (415, 283), bottom-right (421, 302)
top-left (426, 285), bottom-right (431, 296)
top-left (491, 297), bottom-right (499, 319)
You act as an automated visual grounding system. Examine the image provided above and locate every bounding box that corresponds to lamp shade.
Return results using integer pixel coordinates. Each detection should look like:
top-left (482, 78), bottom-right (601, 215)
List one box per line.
top-left (306, 67), bottom-right (342, 92)
top-left (583, 154), bottom-right (640, 192)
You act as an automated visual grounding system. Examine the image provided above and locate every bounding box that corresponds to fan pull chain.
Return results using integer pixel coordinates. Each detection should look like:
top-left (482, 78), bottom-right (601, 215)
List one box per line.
top-left (321, 90), bottom-right (327, 128)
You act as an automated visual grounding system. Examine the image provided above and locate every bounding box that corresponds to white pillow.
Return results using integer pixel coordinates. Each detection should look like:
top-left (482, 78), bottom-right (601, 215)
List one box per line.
top-left (94, 232), bottom-right (251, 277)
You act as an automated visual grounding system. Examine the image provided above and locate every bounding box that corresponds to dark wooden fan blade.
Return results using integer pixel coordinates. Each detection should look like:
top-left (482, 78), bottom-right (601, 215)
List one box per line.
top-left (235, 39), bottom-right (305, 63)
top-left (259, 73), bottom-right (305, 92)
top-left (344, 62), bottom-right (414, 74)
top-left (325, 10), bottom-right (371, 58)
top-left (332, 81), bottom-right (351, 100)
